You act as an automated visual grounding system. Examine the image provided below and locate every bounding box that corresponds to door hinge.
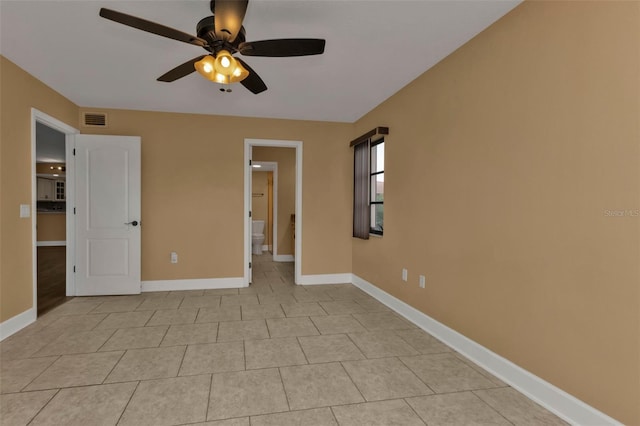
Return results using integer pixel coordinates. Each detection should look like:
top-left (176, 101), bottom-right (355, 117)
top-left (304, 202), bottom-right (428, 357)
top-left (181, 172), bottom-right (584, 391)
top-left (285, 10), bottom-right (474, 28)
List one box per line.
top-left (249, 262), bottom-right (252, 269)
top-left (73, 265), bottom-right (76, 273)
top-left (73, 207), bottom-right (76, 215)
top-left (249, 159), bottom-right (252, 166)
top-left (73, 148), bottom-right (76, 155)
top-left (249, 211), bottom-right (252, 218)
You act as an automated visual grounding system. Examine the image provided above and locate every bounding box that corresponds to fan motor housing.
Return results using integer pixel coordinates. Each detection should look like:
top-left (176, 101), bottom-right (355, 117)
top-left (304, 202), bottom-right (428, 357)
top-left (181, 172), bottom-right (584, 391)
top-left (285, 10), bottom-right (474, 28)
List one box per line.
top-left (197, 16), bottom-right (246, 52)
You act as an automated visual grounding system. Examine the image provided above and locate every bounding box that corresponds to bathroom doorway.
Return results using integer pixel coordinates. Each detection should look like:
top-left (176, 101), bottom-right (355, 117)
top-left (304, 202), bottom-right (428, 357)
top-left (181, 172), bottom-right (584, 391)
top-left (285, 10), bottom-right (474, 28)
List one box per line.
top-left (244, 139), bottom-right (302, 286)
top-left (251, 162), bottom-right (277, 257)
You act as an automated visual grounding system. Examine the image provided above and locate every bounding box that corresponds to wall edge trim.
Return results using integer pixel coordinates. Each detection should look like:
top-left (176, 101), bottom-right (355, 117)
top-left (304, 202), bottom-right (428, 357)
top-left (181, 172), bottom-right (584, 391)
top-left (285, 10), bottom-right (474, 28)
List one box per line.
top-left (0, 308), bottom-right (37, 341)
top-left (299, 273), bottom-right (352, 285)
top-left (141, 277), bottom-right (246, 292)
top-left (350, 274), bottom-right (622, 426)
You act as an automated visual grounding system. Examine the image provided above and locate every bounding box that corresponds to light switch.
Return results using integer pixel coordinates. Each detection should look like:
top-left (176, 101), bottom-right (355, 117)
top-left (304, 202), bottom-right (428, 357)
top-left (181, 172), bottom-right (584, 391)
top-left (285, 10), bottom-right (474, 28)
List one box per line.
top-left (20, 204), bottom-right (31, 218)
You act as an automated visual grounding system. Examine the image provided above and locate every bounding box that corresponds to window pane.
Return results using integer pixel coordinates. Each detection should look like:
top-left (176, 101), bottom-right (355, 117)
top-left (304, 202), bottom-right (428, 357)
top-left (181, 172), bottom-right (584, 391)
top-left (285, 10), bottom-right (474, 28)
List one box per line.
top-left (370, 204), bottom-right (383, 233)
top-left (371, 142), bottom-right (384, 173)
top-left (370, 173), bottom-right (384, 202)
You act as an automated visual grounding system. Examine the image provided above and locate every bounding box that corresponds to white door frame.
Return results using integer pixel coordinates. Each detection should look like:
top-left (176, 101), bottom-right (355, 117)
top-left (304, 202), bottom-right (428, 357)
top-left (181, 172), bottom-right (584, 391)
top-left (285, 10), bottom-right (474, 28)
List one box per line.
top-left (244, 139), bottom-right (302, 285)
top-left (31, 108), bottom-right (80, 309)
top-left (251, 161), bottom-right (278, 255)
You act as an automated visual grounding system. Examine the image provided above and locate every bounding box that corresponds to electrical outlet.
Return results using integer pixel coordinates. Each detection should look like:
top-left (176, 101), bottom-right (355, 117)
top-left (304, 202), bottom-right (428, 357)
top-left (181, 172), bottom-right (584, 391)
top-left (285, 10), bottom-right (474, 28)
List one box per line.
top-left (170, 252), bottom-right (178, 264)
top-left (419, 275), bottom-right (426, 288)
top-left (402, 268), bottom-right (408, 282)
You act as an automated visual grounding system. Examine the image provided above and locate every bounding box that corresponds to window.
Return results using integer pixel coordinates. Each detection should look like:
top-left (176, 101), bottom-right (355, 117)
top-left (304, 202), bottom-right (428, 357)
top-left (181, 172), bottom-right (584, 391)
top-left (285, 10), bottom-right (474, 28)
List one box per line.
top-left (370, 139), bottom-right (384, 235)
top-left (351, 127), bottom-right (388, 240)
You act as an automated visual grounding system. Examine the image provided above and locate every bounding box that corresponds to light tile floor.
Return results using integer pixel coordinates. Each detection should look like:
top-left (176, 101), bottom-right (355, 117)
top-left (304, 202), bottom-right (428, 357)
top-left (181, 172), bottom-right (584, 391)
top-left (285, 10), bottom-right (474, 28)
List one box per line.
top-left (0, 254), bottom-right (568, 426)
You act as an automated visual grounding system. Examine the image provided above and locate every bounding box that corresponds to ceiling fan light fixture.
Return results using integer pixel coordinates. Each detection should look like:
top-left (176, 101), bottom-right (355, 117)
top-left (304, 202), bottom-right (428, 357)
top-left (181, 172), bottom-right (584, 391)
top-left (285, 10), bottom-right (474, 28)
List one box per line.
top-left (214, 50), bottom-right (249, 83)
top-left (195, 51), bottom-right (248, 85)
top-left (194, 55), bottom-right (216, 79)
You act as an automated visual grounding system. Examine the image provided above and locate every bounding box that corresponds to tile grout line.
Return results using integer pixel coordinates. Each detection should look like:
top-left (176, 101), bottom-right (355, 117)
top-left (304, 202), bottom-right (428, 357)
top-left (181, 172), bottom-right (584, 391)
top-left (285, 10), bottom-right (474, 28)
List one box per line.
top-left (401, 397), bottom-right (429, 425)
top-left (114, 380), bottom-right (141, 425)
top-left (243, 339), bottom-right (247, 371)
top-left (337, 360), bottom-right (367, 403)
top-left (175, 345), bottom-right (189, 377)
top-left (328, 405), bottom-right (341, 425)
top-left (396, 355), bottom-right (437, 394)
top-left (23, 387), bottom-right (61, 425)
top-left (471, 389), bottom-right (518, 425)
top-left (156, 324), bottom-right (172, 347)
top-left (295, 335), bottom-right (311, 365)
top-left (94, 328), bottom-right (119, 353)
top-left (101, 350), bottom-right (128, 384)
top-left (204, 373), bottom-right (214, 422)
top-left (18, 355), bottom-right (62, 392)
top-left (276, 367), bottom-right (292, 412)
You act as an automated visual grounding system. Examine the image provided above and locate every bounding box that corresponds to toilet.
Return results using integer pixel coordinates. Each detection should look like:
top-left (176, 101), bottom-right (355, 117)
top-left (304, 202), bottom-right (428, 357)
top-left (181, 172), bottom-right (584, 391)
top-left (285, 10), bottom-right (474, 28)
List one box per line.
top-left (252, 220), bottom-right (265, 255)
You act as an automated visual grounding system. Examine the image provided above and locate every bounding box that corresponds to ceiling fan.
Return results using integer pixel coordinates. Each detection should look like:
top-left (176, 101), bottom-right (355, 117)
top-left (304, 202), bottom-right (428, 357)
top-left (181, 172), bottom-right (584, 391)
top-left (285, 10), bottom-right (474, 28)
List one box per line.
top-left (99, 0), bottom-right (326, 94)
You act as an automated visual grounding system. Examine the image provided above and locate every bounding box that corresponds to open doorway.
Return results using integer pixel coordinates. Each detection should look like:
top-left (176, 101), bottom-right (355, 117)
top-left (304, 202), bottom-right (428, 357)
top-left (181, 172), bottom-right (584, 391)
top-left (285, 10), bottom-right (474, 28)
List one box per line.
top-left (251, 161), bottom-right (277, 256)
top-left (35, 122), bottom-right (68, 314)
top-left (31, 109), bottom-right (79, 315)
top-left (244, 139), bottom-right (302, 286)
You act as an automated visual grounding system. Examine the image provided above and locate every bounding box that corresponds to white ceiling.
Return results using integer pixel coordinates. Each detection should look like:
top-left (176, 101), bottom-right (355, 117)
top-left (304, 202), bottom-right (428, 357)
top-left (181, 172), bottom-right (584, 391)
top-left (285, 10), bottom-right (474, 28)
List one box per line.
top-left (0, 0), bottom-right (520, 123)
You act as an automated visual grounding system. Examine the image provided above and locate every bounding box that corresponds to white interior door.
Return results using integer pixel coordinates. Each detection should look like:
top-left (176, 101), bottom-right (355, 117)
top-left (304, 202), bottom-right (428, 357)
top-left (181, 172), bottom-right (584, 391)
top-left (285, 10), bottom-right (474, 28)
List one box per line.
top-left (74, 135), bottom-right (141, 295)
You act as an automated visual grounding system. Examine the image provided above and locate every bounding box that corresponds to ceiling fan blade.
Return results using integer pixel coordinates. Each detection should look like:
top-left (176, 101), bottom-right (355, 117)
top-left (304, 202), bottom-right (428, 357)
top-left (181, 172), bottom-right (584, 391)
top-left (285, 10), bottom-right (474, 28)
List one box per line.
top-left (239, 39), bottom-right (325, 57)
top-left (236, 58), bottom-right (267, 94)
top-left (214, 0), bottom-right (248, 43)
top-left (157, 56), bottom-right (206, 82)
top-left (99, 8), bottom-right (207, 47)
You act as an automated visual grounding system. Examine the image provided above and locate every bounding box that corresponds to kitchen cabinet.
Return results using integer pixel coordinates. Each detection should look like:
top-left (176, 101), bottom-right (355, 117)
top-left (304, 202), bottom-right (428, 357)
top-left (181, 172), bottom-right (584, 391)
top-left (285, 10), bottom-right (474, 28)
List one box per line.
top-left (55, 180), bottom-right (65, 200)
top-left (37, 178), bottom-right (55, 200)
top-left (37, 177), bottom-right (65, 200)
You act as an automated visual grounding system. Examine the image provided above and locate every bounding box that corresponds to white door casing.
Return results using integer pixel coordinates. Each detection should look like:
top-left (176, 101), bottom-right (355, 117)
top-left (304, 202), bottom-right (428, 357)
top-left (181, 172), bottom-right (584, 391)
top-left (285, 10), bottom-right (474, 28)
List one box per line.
top-left (244, 139), bottom-right (303, 286)
top-left (248, 147), bottom-right (253, 283)
top-left (74, 135), bottom-right (141, 295)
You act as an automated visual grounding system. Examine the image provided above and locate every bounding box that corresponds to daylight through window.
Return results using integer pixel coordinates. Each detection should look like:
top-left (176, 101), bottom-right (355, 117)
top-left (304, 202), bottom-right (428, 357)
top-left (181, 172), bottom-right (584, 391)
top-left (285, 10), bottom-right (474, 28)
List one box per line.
top-left (370, 139), bottom-right (384, 235)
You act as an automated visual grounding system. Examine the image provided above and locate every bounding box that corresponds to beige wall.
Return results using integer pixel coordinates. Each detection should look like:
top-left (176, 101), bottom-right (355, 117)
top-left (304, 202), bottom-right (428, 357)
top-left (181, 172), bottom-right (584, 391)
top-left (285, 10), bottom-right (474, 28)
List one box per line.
top-left (352, 2), bottom-right (639, 424)
top-left (253, 147), bottom-right (296, 256)
top-left (251, 171), bottom-right (270, 246)
top-left (36, 214), bottom-right (66, 242)
top-left (0, 56), bottom-right (78, 322)
top-left (76, 108), bottom-right (353, 281)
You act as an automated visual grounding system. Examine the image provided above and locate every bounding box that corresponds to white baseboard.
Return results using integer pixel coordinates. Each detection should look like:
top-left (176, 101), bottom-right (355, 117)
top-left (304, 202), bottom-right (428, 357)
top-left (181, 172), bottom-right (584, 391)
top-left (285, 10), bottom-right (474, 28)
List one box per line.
top-left (273, 254), bottom-right (295, 262)
top-left (351, 274), bottom-right (621, 426)
top-left (36, 240), bottom-right (66, 247)
top-left (299, 273), bottom-right (352, 285)
top-left (142, 277), bottom-right (246, 292)
top-left (0, 308), bottom-right (37, 341)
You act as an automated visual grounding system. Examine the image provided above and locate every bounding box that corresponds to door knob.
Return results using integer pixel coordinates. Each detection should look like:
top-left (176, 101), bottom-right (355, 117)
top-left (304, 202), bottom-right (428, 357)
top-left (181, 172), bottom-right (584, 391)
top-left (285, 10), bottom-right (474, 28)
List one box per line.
top-left (125, 220), bottom-right (139, 226)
